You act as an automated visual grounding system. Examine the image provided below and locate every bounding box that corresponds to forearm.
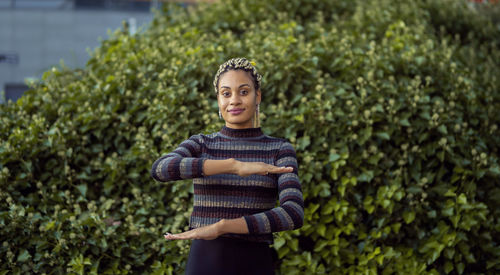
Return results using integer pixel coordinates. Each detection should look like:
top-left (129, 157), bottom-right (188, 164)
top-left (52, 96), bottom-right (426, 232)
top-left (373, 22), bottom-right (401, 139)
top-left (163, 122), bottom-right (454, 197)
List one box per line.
top-left (151, 156), bottom-right (205, 182)
top-left (217, 217), bottom-right (249, 235)
top-left (152, 156), bottom-right (239, 182)
top-left (202, 158), bottom-right (239, 176)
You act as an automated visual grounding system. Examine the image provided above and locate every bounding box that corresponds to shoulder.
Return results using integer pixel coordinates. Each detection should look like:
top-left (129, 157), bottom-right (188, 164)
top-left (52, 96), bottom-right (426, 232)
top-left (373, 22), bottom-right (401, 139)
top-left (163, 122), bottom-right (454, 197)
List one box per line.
top-left (263, 134), bottom-right (294, 148)
top-left (277, 141), bottom-right (297, 158)
top-left (257, 131), bottom-right (284, 142)
top-left (273, 138), bottom-right (299, 168)
top-left (278, 140), bottom-right (296, 151)
top-left (183, 131), bottom-right (226, 149)
top-left (186, 132), bottom-right (218, 143)
top-left (261, 134), bottom-right (297, 155)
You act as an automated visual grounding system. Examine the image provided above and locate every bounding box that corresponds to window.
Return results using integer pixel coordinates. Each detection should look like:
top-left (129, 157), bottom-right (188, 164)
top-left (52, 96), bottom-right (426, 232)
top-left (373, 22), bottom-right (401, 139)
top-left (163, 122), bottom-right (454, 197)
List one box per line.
top-left (3, 83), bottom-right (29, 103)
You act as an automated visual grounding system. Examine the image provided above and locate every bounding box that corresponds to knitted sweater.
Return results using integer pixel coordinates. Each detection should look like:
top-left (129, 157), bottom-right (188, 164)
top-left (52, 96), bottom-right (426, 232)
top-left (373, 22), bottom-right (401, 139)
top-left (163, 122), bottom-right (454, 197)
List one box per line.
top-left (151, 126), bottom-right (304, 244)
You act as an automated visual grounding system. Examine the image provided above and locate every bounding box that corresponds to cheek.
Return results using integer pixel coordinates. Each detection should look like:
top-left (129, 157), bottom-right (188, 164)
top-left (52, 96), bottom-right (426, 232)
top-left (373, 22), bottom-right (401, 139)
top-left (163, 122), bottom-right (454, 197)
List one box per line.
top-left (245, 97), bottom-right (257, 108)
top-left (218, 99), bottom-right (227, 110)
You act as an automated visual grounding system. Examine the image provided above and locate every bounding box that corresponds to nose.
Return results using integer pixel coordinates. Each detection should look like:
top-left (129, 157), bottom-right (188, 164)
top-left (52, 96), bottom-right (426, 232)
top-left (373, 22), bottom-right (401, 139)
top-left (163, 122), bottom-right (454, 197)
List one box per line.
top-left (229, 92), bottom-right (242, 105)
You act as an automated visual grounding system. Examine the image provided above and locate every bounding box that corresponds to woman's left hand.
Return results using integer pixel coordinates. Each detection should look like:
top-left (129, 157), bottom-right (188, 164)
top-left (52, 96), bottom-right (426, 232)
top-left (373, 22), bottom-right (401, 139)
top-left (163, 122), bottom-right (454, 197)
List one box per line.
top-left (164, 222), bottom-right (222, 241)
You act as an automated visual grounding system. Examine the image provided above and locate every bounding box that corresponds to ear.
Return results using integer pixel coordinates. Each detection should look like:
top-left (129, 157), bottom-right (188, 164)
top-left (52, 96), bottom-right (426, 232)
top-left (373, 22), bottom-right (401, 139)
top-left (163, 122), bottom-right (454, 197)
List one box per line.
top-left (256, 89), bottom-right (262, 105)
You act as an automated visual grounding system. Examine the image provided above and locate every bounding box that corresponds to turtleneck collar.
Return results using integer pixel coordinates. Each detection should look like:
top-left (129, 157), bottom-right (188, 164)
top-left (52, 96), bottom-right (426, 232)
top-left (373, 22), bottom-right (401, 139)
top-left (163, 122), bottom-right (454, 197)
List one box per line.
top-left (220, 126), bottom-right (264, 138)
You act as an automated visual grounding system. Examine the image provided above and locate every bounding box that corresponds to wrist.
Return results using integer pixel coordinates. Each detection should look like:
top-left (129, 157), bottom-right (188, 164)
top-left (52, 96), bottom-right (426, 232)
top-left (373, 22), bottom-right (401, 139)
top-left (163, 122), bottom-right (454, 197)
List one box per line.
top-left (217, 219), bottom-right (227, 235)
top-left (230, 158), bottom-right (240, 175)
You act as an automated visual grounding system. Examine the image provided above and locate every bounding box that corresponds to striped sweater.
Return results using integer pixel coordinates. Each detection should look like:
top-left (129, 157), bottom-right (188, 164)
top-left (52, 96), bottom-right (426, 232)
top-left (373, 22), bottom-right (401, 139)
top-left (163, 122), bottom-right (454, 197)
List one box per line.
top-left (151, 126), bottom-right (304, 244)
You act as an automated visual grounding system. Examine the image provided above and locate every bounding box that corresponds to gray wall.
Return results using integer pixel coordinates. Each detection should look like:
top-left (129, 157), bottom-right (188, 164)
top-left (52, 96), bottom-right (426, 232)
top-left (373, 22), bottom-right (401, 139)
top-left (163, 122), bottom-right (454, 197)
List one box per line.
top-left (0, 5), bottom-right (154, 103)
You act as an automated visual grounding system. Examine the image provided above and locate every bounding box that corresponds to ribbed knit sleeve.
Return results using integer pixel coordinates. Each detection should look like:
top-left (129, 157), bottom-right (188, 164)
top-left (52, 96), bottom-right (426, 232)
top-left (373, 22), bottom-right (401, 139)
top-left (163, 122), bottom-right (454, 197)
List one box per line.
top-left (151, 135), bottom-right (206, 182)
top-left (243, 141), bottom-right (304, 234)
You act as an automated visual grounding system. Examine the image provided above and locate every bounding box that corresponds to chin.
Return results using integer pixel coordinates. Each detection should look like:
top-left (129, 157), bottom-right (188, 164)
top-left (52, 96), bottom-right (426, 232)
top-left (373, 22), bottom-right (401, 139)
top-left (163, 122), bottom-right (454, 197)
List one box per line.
top-left (227, 119), bottom-right (249, 125)
top-left (225, 117), bottom-right (253, 127)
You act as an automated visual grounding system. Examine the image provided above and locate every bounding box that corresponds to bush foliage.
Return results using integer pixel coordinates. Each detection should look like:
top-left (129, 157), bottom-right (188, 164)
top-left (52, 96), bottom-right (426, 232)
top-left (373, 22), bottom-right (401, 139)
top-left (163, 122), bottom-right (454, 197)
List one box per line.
top-left (1, 0), bottom-right (499, 274)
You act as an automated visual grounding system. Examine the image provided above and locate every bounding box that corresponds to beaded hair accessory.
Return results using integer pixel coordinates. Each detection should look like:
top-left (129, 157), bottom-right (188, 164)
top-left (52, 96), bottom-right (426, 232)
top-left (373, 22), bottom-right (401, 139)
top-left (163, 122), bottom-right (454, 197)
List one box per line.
top-left (213, 57), bottom-right (262, 94)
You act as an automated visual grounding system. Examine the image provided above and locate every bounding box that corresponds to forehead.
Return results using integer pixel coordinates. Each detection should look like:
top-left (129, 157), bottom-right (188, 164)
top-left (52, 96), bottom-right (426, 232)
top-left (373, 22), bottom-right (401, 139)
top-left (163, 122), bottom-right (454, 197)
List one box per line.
top-left (218, 70), bottom-right (253, 88)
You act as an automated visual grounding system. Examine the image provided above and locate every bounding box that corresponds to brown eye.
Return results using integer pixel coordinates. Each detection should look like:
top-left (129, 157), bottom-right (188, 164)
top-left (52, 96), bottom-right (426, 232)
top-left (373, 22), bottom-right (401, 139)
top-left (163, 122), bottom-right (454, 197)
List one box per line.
top-left (240, 90), bottom-right (249, 95)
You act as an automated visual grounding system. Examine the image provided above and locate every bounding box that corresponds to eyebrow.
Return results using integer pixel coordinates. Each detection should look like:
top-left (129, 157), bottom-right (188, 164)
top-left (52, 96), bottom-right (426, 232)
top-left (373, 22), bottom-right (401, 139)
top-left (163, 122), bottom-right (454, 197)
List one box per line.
top-left (220, 84), bottom-right (251, 90)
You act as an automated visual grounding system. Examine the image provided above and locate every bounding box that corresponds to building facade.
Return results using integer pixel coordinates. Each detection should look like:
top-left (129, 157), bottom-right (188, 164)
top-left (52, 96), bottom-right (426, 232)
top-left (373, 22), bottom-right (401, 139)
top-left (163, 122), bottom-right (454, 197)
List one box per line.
top-left (0, 0), bottom-right (157, 103)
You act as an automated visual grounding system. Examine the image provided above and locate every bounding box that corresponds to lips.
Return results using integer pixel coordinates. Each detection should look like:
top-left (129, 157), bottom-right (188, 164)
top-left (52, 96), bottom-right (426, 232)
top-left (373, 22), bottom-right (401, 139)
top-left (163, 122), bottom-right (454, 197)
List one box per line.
top-left (228, 109), bottom-right (244, 115)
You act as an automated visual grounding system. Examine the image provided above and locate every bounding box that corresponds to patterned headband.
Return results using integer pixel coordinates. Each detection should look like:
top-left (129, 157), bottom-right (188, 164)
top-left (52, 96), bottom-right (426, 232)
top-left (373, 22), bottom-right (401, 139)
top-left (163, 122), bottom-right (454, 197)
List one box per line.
top-left (213, 57), bottom-right (262, 94)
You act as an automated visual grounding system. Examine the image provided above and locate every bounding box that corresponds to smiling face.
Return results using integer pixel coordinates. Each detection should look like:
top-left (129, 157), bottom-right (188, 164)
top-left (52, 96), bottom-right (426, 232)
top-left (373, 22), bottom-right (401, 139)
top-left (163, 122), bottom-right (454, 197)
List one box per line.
top-left (217, 69), bottom-right (261, 129)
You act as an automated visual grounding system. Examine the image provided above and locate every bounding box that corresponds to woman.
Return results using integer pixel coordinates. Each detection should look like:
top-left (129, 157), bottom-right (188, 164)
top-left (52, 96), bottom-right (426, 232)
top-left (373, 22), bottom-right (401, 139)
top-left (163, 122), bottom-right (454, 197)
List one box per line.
top-left (151, 58), bottom-right (304, 275)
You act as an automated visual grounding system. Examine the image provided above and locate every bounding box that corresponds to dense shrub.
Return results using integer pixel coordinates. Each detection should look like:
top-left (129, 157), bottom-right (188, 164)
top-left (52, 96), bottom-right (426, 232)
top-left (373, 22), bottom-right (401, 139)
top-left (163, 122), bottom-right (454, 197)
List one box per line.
top-left (1, 0), bottom-right (499, 274)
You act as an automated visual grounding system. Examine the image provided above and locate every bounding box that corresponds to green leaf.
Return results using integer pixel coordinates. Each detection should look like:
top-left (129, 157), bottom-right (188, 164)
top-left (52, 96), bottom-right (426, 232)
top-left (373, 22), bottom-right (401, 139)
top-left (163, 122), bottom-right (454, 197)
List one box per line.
top-left (437, 150), bottom-right (445, 162)
top-left (289, 239), bottom-right (299, 251)
top-left (128, 172), bottom-right (140, 179)
top-left (314, 240), bottom-right (329, 252)
top-left (358, 170), bottom-right (374, 182)
top-left (17, 249), bottom-right (31, 262)
top-left (278, 247), bottom-right (290, 259)
top-left (391, 222), bottom-right (402, 233)
top-left (76, 184), bottom-right (87, 197)
top-left (457, 194), bottom-right (467, 204)
top-left (375, 132), bottom-right (390, 140)
top-left (274, 237), bottom-right (286, 249)
top-left (444, 189), bottom-right (456, 197)
top-left (456, 262), bottom-right (465, 275)
top-left (488, 166), bottom-right (500, 176)
top-left (415, 56), bottom-right (426, 65)
top-left (329, 153), bottom-right (340, 162)
top-left (399, 118), bottom-right (411, 127)
top-left (44, 220), bottom-right (56, 231)
top-left (437, 125), bottom-right (448, 134)
top-left (341, 176), bottom-right (350, 186)
top-left (442, 207), bottom-right (454, 217)
top-left (317, 224), bottom-right (326, 237)
top-left (338, 185), bottom-right (345, 197)
top-left (298, 136), bottom-right (311, 150)
top-left (335, 88), bottom-right (346, 96)
top-left (365, 205), bottom-right (375, 214)
top-left (360, 127), bottom-right (373, 143)
top-left (403, 211), bottom-right (415, 224)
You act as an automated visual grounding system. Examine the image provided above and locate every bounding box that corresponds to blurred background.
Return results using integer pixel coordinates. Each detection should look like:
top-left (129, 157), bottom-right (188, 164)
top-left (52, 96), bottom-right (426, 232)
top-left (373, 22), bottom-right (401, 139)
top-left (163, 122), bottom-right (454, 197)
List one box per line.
top-left (0, 0), bottom-right (496, 104)
top-left (0, 0), bottom-right (199, 103)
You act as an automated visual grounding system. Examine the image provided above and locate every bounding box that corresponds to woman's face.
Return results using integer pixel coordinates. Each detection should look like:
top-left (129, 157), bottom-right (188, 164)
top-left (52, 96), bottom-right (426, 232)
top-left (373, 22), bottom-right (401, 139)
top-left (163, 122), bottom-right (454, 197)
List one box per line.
top-left (217, 69), bottom-right (261, 129)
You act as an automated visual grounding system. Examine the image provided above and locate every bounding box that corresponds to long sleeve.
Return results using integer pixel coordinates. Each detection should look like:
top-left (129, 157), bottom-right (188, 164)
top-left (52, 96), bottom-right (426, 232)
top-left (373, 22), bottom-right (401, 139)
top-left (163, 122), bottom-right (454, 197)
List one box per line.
top-left (151, 135), bottom-right (206, 182)
top-left (243, 141), bottom-right (304, 234)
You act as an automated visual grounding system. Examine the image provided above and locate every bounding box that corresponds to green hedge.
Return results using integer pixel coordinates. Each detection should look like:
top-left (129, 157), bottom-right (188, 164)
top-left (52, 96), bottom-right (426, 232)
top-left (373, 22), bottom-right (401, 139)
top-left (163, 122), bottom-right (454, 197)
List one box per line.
top-left (1, 0), bottom-right (499, 274)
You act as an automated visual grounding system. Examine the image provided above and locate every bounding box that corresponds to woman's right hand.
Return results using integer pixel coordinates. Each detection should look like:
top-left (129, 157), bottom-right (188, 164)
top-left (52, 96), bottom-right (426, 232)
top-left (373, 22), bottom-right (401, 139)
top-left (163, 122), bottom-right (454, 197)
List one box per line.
top-left (234, 160), bottom-right (293, 177)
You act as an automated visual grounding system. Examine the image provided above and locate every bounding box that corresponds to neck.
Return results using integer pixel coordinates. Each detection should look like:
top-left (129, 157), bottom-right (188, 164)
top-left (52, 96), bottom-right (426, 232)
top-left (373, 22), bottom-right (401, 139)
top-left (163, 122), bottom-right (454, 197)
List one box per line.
top-left (225, 122), bottom-right (253, 129)
top-left (220, 125), bottom-right (264, 138)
